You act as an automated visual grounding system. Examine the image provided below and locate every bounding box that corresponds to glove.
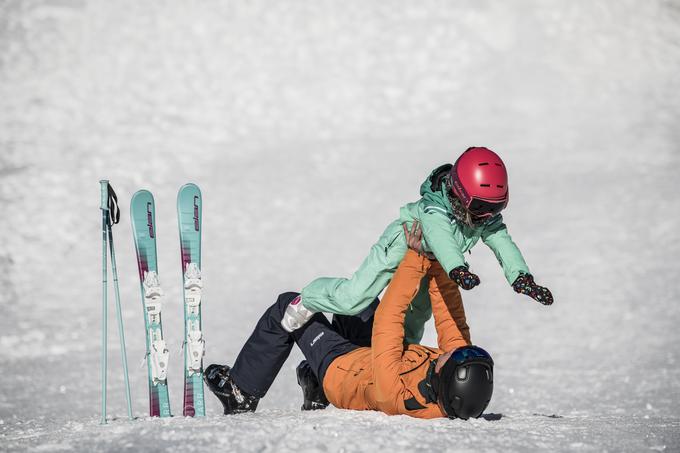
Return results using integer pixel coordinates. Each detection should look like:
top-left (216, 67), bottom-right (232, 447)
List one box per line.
top-left (281, 295), bottom-right (316, 332)
top-left (512, 273), bottom-right (553, 305)
top-left (449, 266), bottom-right (481, 290)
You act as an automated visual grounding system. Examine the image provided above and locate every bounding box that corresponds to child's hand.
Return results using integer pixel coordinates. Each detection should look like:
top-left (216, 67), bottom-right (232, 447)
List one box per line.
top-left (449, 266), bottom-right (481, 290)
top-left (512, 274), bottom-right (554, 305)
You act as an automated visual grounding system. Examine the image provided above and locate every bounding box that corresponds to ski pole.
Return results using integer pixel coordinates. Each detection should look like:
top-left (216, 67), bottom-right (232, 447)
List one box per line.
top-left (108, 216), bottom-right (133, 420)
top-left (99, 180), bottom-right (109, 425)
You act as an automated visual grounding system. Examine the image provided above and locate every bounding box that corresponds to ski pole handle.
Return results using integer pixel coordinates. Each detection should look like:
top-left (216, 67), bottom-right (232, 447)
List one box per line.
top-left (100, 180), bottom-right (109, 211)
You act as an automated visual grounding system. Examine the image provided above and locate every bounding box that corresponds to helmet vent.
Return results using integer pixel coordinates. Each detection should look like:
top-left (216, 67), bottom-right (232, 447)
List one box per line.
top-left (478, 162), bottom-right (489, 166)
top-left (480, 184), bottom-right (490, 187)
top-left (496, 185), bottom-right (504, 188)
top-left (495, 163), bottom-right (502, 166)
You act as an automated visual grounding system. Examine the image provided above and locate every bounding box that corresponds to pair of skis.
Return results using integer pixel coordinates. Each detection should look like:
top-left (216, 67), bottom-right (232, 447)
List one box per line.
top-left (130, 184), bottom-right (205, 417)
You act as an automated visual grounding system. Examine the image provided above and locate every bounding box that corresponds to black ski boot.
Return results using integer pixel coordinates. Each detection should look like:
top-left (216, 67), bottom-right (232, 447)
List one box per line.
top-left (296, 361), bottom-right (329, 411)
top-left (204, 364), bottom-right (259, 414)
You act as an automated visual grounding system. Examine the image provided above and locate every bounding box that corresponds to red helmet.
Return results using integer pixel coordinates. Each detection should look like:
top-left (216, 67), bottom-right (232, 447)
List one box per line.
top-left (449, 147), bottom-right (509, 220)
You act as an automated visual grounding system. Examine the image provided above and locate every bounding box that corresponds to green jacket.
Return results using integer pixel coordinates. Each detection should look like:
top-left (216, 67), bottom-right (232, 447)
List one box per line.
top-left (301, 165), bottom-right (530, 341)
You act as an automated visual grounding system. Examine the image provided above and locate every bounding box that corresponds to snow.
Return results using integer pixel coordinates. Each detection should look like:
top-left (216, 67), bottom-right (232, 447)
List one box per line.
top-left (2, 411), bottom-right (678, 453)
top-left (1, 0), bottom-right (679, 451)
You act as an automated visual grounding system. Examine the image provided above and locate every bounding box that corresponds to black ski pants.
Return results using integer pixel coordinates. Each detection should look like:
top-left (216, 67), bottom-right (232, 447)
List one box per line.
top-left (229, 292), bottom-right (377, 398)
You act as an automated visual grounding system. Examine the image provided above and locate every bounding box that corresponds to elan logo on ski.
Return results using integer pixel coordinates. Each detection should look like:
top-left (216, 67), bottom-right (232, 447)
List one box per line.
top-left (193, 196), bottom-right (200, 231)
top-left (147, 202), bottom-right (155, 238)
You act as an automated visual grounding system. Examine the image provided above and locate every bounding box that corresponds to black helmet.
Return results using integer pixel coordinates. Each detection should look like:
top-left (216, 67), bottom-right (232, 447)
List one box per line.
top-left (432, 345), bottom-right (494, 419)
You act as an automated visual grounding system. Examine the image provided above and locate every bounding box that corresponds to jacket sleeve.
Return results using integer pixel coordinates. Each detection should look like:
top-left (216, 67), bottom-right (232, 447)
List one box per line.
top-left (419, 205), bottom-right (467, 275)
top-left (372, 250), bottom-right (430, 406)
top-left (481, 215), bottom-right (530, 285)
top-left (427, 261), bottom-right (471, 351)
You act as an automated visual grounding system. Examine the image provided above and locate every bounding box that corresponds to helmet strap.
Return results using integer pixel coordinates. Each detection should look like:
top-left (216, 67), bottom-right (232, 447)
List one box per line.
top-left (418, 360), bottom-right (439, 404)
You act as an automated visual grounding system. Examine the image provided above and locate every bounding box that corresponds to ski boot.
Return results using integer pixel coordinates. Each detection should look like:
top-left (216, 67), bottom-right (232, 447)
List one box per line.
top-left (204, 364), bottom-right (259, 414)
top-left (296, 362), bottom-right (329, 411)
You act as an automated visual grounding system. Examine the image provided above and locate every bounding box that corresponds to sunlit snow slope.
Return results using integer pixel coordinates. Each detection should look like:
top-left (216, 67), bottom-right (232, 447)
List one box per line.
top-left (0, 1), bottom-right (679, 451)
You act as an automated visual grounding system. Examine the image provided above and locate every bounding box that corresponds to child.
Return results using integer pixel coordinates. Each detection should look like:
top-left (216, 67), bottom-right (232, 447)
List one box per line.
top-left (282, 147), bottom-right (553, 343)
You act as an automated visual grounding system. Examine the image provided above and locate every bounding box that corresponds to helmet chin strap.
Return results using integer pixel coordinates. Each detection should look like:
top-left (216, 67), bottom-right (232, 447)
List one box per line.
top-left (418, 360), bottom-right (440, 404)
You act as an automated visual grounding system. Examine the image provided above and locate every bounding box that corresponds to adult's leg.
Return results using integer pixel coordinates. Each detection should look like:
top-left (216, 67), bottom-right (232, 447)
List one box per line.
top-left (229, 292), bottom-right (301, 398)
top-left (230, 291), bottom-right (360, 399)
top-left (330, 298), bottom-right (379, 347)
top-left (295, 299), bottom-right (377, 409)
top-left (291, 314), bottom-right (360, 385)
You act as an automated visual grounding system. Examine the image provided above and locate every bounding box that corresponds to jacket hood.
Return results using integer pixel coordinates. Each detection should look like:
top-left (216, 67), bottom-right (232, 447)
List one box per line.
top-left (419, 164), bottom-right (453, 211)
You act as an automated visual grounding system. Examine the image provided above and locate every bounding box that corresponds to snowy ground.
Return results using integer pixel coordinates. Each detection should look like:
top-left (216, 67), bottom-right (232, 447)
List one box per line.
top-left (1, 1), bottom-right (679, 452)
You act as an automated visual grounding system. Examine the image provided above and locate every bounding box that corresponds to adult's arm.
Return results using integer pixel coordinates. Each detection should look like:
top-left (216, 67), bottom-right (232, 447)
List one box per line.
top-left (427, 260), bottom-right (471, 351)
top-left (372, 250), bottom-right (430, 407)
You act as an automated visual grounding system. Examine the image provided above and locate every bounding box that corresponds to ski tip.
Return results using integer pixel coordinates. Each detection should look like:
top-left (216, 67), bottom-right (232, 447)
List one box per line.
top-left (178, 183), bottom-right (201, 194)
top-left (131, 189), bottom-right (154, 204)
top-left (130, 191), bottom-right (156, 237)
top-left (177, 184), bottom-right (201, 207)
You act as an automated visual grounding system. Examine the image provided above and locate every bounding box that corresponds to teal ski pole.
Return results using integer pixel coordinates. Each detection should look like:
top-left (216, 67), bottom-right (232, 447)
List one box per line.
top-left (99, 180), bottom-right (109, 425)
top-left (105, 183), bottom-right (133, 420)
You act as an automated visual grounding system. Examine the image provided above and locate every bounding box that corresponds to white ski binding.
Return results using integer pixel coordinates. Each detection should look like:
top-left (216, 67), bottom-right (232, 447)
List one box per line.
top-left (183, 263), bottom-right (204, 375)
top-left (143, 271), bottom-right (164, 321)
top-left (142, 271), bottom-right (169, 383)
top-left (183, 263), bottom-right (202, 312)
top-left (186, 328), bottom-right (205, 374)
top-left (150, 339), bottom-right (170, 383)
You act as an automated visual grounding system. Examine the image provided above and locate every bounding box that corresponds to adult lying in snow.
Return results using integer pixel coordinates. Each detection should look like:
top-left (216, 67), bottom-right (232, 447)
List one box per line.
top-left (205, 243), bottom-right (494, 419)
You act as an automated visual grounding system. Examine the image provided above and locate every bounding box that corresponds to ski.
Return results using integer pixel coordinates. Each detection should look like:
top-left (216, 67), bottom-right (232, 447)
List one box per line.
top-left (177, 183), bottom-right (205, 416)
top-left (131, 190), bottom-right (172, 418)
